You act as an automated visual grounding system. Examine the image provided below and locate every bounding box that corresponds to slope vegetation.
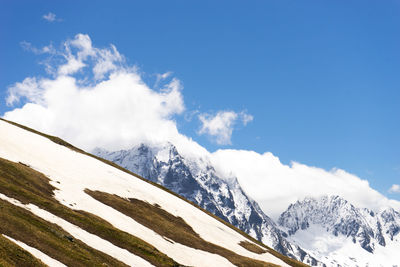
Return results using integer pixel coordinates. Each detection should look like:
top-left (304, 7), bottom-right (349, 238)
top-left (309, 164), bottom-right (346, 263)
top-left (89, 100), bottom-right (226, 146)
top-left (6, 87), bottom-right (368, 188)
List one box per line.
top-left (0, 118), bottom-right (307, 267)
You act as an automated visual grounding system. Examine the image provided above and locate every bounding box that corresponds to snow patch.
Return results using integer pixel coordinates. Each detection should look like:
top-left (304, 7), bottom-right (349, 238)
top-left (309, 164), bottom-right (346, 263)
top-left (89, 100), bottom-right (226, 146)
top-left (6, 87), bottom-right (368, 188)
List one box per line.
top-left (0, 193), bottom-right (154, 267)
top-left (0, 120), bottom-right (288, 266)
top-left (3, 234), bottom-right (67, 267)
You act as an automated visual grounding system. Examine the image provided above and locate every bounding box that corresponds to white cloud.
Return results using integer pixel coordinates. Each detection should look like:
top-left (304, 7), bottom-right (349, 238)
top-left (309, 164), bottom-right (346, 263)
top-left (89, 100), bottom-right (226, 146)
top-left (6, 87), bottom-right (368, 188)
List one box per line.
top-left (20, 41), bottom-right (55, 55)
top-left (4, 33), bottom-right (400, 221)
top-left (43, 12), bottom-right (59, 22)
top-left (6, 77), bottom-right (42, 106)
top-left (198, 111), bottom-right (238, 145)
top-left (4, 34), bottom-right (185, 152)
top-left (239, 111), bottom-right (254, 125)
top-left (389, 184), bottom-right (400, 194)
top-left (210, 149), bottom-right (400, 220)
top-left (198, 111), bottom-right (253, 145)
top-left (155, 71), bottom-right (173, 87)
top-left (56, 34), bottom-right (124, 79)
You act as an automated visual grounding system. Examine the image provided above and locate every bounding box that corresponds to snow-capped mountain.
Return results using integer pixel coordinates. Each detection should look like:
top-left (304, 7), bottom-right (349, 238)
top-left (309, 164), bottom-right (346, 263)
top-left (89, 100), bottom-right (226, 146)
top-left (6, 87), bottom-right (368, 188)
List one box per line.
top-left (0, 118), bottom-right (304, 266)
top-left (94, 143), bottom-right (322, 266)
top-left (278, 195), bottom-right (400, 266)
top-left (94, 143), bottom-right (400, 267)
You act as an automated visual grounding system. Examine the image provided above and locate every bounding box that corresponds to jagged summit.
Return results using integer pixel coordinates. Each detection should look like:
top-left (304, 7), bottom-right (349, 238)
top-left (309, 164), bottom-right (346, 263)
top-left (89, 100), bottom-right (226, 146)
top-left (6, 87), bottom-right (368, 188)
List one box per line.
top-left (95, 143), bottom-right (400, 267)
top-left (278, 195), bottom-right (400, 266)
top-left (94, 142), bottom-right (322, 266)
top-left (0, 118), bottom-right (305, 267)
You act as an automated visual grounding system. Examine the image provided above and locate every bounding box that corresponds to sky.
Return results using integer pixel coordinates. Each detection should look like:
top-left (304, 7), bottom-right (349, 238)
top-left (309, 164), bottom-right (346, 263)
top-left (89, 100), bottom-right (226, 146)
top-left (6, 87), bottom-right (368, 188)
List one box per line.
top-left (1, 0), bottom-right (400, 217)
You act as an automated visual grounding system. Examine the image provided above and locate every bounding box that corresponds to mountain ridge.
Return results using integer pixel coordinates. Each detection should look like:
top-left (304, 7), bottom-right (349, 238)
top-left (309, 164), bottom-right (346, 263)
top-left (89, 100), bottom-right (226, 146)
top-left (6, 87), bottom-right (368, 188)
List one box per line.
top-left (94, 142), bottom-right (400, 267)
top-left (278, 195), bottom-right (400, 266)
top-left (93, 143), bottom-right (322, 266)
top-left (0, 118), bottom-right (306, 267)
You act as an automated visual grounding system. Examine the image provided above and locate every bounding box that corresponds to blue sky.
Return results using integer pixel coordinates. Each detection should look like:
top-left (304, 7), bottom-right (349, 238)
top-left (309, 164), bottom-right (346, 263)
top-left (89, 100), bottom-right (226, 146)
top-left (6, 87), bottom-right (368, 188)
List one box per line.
top-left (1, 0), bottom-right (399, 202)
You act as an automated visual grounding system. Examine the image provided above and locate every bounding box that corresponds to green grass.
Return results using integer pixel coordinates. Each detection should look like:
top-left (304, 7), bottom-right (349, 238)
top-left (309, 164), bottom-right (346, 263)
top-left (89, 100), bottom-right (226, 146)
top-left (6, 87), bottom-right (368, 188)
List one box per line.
top-left (239, 241), bottom-right (267, 254)
top-left (0, 234), bottom-right (47, 267)
top-left (86, 189), bottom-right (281, 267)
top-left (0, 117), bottom-right (310, 267)
top-left (0, 157), bottom-right (180, 267)
top-left (0, 198), bottom-right (127, 267)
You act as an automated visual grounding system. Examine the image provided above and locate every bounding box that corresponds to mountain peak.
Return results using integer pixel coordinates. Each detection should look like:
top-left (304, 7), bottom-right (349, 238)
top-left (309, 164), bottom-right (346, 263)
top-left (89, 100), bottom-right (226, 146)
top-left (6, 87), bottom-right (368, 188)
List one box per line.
top-left (93, 142), bottom-right (323, 266)
top-left (0, 119), bottom-right (300, 267)
top-left (93, 143), bottom-right (400, 267)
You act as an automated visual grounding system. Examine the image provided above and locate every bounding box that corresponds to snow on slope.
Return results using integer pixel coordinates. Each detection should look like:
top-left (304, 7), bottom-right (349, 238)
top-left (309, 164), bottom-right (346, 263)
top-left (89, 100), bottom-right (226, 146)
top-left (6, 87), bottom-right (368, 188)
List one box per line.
top-left (279, 195), bottom-right (400, 266)
top-left (289, 224), bottom-right (400, 267)
top-left (94, 143), bottom-right (322, 266)
top-left (3, 235), bottom-right (67, 267)
top-left (0, 120), bottom-right (289, 267)
top-left (0, 193), bottom-right (154, 267)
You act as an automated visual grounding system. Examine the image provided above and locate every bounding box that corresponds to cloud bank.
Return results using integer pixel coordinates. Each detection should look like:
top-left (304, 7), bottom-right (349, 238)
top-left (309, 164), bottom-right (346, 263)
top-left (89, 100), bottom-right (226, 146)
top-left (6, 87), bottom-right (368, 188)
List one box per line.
top-left (4, 33), bottom-right (400, 219)
top-left (210, 150), bottom-right (400, 219)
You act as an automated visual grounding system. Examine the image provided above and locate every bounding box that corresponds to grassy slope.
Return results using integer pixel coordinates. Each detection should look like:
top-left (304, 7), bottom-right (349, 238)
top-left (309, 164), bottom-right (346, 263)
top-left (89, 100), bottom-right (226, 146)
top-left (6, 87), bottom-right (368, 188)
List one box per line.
top-left (0, 235), bottom-right (47, 267)
top-left (86, 189), bottom-right (279, 267)
top-left (0, 118), bottom-right (309, 267)
top-left (0, 198), bottom-right (128, 267)
top-left (239, 241), bottom-right (267, 254)
top-left (0, 157), bottom-right (179, 267)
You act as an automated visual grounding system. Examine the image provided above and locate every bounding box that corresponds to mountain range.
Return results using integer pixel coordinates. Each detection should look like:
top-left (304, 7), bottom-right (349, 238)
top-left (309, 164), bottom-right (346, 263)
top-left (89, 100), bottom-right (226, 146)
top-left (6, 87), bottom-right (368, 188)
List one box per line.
top-left (279, 195), bottom-right (400, 266)
top-left (94, 142), bottom-right (400, 267)
top-left (0, 118), bottom-right (304, 267)
top-left (93, 143), bottom-right (321, 265)
top-left (1, 117), bottom-right (399, 266)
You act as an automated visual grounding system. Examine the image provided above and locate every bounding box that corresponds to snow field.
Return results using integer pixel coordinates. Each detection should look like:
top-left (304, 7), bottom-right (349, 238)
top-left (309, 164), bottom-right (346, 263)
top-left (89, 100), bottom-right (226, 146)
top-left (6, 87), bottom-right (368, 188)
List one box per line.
top-left (0, 119), bottom-right (290, 266)
top-left (0, 121), bottom-right (266, 266)
top-left (290, 223), bottom-right (400, 267)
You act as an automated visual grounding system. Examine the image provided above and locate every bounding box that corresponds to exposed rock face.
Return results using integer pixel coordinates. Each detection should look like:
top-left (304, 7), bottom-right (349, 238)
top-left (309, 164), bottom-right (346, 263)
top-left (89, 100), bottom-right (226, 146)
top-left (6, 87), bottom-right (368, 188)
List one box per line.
top-left (93, 143), bottom-right (322, 266)
top-left (278, 196), bottom-right (400, 251)
top-left (278, 195), bottom-right (400, 266)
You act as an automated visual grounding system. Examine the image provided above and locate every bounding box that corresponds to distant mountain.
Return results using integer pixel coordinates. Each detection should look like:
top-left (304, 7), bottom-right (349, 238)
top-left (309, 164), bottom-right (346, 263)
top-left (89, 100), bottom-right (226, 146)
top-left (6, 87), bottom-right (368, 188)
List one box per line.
top-left (95, 143), bottom-right (400, 267)
top-left (0, 118), bottom-right (306, 267)
top-left (278, 195), bottom-right (400, 266)
top-left (94, 143), bottom-right (322, 266)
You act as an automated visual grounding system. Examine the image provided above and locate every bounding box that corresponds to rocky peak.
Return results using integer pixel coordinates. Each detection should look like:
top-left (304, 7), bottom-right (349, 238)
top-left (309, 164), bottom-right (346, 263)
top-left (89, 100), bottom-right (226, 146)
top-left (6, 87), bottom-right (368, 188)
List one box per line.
top-left (278, 195), bottom-right (400, 253)
top-left (379, 207), bottom-right (400, 241)
top-left (93, 142), bottom-right (323, 266)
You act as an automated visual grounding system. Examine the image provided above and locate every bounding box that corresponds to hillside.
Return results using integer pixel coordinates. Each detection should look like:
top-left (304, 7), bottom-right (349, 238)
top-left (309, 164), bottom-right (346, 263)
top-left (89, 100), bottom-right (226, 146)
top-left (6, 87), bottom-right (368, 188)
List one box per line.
top-left (93, 140), bottom-right (400, 267)
top-left (0, 118), bottom-right (307, 267)
top-left (93, 143), bottom-right (321, 266)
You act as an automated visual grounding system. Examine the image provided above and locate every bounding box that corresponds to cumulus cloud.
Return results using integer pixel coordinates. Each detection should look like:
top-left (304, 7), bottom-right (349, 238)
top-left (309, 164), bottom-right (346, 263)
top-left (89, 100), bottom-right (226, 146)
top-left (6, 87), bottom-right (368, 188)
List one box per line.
top-left (43, 12), bottom-right (60, 22)
top-left (389, 184), bottom-right (400, 194)
top-left (7, 77), bottom-right (42, 106)
top-left (198, 111), bottom-right (253, 145)
top-left (56, 34), bottom-right (124, 79)
top-left (198, 111), bottom-right (238, 145)
top-left (210, 150), bottom-right (400, 219)
top-left (4, 34), bottom-right (186, 151)
top-left (4, 33), bottom-right (400, 221)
